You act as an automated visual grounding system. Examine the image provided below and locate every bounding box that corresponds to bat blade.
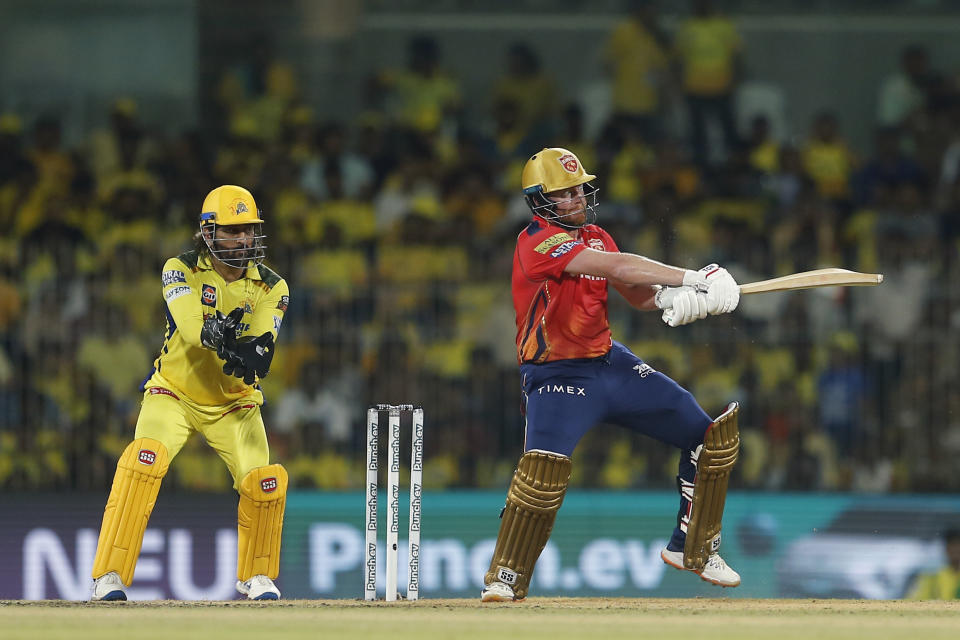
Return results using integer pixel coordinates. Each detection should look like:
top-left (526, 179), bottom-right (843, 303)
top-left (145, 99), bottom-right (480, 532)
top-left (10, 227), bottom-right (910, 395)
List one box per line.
top-left (739, 268), bottom-right (883, 295)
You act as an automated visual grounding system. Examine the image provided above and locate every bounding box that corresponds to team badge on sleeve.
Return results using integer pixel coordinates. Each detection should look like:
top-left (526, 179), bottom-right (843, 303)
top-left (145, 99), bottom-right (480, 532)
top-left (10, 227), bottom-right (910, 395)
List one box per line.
top-left (201, 284), bottom-right (217, 307)
top-left (162, 270), bottom-right (187, 286)
top-left (276, 295), bottom-right (289, 312)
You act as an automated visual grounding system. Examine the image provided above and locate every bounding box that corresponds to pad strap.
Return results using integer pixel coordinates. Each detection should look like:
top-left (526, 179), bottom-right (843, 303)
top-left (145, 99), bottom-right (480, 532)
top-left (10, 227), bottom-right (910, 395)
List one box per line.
top-left (237, 464), bottom-right (288, 581)
top-left (92, 438), bottom-right (170, 585)
top-left (484, 450), bottom-right (571, 599)
top-left (684, 402), bottom-right (739, 571)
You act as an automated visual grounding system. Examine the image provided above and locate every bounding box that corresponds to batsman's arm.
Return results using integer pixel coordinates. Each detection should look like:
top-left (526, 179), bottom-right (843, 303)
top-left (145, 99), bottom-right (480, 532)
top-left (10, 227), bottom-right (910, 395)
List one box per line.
top-left (160, 258), bottom-right (206, 348)
top-left (565, 249), bottom-right (692, 287)
top-left (611, 281), bottom-right (659, 310)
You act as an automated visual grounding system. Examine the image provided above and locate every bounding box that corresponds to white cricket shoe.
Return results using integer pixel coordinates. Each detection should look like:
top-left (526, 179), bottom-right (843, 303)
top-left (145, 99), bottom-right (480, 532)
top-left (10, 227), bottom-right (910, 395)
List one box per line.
top-left (481, 581), bottom-right (522, 602)
top-left (661, 548), bottom-right (741, 587)
top-left (91, 571), bottom-right (127, 601)
top-left (236, 575), bottom-right (281, 600)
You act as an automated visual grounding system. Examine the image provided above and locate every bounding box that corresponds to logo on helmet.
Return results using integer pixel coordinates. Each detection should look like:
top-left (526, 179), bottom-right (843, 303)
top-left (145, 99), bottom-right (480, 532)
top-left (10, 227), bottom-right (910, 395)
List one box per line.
top-left (232, 199), bottom-right (249, 215)
top-left (558, 154), bottom-right (579, 173)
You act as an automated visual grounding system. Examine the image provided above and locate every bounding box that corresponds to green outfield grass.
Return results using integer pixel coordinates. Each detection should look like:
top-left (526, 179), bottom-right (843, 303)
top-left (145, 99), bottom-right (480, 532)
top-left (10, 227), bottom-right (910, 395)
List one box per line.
top-left (2, 598), bottom-right (958, 640)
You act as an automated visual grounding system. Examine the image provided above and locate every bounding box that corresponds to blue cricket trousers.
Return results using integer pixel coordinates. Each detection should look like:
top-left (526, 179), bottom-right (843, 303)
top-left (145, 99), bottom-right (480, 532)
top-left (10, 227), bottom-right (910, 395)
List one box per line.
top-left (520, 341), bottom-right (713, 550)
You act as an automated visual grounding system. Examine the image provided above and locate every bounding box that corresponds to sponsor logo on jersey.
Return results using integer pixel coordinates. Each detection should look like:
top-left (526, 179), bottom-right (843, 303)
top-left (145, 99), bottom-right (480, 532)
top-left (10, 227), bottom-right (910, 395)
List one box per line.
top-left (164, 285), bottom-right (191, 302)
top-left (535, 384), bottom-right (587, 396)
top-left (162, 270), bottom-right (187, 286)
top-left (588, 238), bottom-right (605, 251)
top-left (147, 387), bottom-right (180, 400)
top-left (274, 316), bottom-right (282, 331)
top-left (534, 233), bottom-right (572, 254)
top-left (277, 295), bottom-right (289, 312)
top-left (261, 477), bottom-right (278, 493)
top-left (633, 363), bottom-right (655, 378)
top-left (201, 284), bottom-right (216, 307)
top-left (138, 450), bottom-right (157, 465)
top-left (558, 153), bottom-right (579, 173)
top-left (549, 240), bottom-right (579, 258)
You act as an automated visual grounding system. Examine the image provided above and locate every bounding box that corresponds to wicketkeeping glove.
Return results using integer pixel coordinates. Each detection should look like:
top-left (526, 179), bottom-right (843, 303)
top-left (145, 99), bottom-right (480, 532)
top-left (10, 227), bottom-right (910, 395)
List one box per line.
top-left (221, 331), bottom-right (275, 385)
top-left (201, 307), bottom-right (245, 351)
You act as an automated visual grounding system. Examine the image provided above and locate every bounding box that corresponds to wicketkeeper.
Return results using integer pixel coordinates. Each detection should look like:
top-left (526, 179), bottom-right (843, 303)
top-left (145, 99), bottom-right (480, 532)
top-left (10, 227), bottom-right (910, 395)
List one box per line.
top-left (90, 185), bottom-right (290, 601)
top-left (482, 148), bottom-right (741, 602)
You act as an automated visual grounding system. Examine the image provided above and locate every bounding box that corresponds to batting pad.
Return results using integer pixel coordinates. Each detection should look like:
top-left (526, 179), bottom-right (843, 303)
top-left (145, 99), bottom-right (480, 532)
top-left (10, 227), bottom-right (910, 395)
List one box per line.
top-left (485, 450), bottom-right (572, 599)
top-left (92, 438), bottom-right (170, 585)
top-left (684, 402), bottom-right (739, 571)
top-left (237, 464), bottom-right (288, 581)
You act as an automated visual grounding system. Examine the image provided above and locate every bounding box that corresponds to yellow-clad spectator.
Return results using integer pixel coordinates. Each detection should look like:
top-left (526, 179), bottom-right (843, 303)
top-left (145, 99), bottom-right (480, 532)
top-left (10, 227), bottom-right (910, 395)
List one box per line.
top-left (378, 36), bottom-right (462, 135)
top-left (29, 116), bottom-right (75, 198)
top-left (747, 114), bottom-right (780, 174)
top-left (303, 163), bottom-right (378, 246)
top-left (640, 138), bottom-right (702, 203)
top-left (77, 305), bottom-right (151, 408)
top-left (803, 111), bottom-right (856, 201)
top-left (493, 43), bottom-right (559, 136)
top-left (908, 529), bottom-right (960, 600)
top-left (87, 98), bottom-right (159, 186)
top-left (674, 0), bottom-right (743, 165)
top-left (603, 0), bottom-right (669, 141)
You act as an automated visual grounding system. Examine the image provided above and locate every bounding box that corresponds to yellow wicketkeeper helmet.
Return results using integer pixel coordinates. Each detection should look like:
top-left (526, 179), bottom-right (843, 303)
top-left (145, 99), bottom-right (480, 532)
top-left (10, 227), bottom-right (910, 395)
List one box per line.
top-left (199, 185), bottom-right (267, 268)
top-left (521, 148), bottom-right (599, 228)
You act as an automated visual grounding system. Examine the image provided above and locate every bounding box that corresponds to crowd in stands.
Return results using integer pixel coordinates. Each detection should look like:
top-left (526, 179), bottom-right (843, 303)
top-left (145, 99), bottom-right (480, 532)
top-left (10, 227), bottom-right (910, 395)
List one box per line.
top-left (2, 0), bottom-right (959, 493)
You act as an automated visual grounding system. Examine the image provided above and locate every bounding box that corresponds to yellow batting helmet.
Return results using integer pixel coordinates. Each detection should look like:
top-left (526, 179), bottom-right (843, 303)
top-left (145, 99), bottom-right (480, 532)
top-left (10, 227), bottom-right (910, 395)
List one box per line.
top-left (521, 148), bottom-right (599, 228)
top-left (522, 148), bottom-right (596, 195)
top-left (200, 185), bottom-right (264, 226)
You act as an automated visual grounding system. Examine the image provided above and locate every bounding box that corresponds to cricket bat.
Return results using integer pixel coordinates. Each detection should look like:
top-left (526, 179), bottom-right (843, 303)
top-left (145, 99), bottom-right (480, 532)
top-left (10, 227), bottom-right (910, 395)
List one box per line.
top-left (739, 268), bottom-right (883, 295)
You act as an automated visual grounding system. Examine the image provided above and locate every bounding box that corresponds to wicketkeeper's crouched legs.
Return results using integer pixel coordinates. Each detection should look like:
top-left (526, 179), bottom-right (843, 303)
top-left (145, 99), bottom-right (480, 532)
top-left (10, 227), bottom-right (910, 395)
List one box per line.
top-left (237, 464), bottom-right (288, 581)
top-left (484, 450), bottom-right (571, 600)
top-left (92, 438), bottom-right (170, 585)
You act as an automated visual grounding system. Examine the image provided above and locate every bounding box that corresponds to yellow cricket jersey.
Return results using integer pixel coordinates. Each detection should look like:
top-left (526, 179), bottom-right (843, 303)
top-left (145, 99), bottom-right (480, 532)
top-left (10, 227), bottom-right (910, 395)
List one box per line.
top-left (675, 17), bottom-right (742, 96)
top-left (143, 250), bottom-right (289, 407)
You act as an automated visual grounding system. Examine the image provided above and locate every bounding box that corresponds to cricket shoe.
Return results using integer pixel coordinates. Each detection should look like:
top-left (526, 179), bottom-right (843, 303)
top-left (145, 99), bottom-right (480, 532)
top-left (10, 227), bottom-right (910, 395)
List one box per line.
top-left (91, 571), bottom-right (127, 601)
top-left (661, 548), bottom-right (741, 587)
top-left (236, 575), bottom-right (281, 600)
top-left (481, 581), bottom-right (524, 602)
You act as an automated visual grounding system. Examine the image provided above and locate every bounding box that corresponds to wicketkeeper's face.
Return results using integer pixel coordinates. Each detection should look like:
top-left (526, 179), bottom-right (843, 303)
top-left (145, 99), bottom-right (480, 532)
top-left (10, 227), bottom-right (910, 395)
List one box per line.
top-left (213, 224), bottom-right (257, 262)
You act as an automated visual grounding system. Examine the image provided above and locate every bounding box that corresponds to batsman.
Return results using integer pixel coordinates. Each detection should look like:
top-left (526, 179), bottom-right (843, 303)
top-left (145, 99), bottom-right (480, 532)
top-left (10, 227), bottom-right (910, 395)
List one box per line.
top-left (90, 185), bottom-right (290, 601)
top-left (482, 149), bottom-right (741, 602)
